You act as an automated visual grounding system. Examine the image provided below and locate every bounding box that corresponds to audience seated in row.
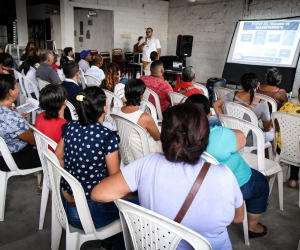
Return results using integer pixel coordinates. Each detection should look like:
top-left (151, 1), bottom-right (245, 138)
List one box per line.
top-left (186, 93), bottom-right (269, 238)
top-left (101, 63), bottom-right (126, 113)
top-left (54, 87), bottom-right (134, 249)
top-left (36, 49), bottom-right (61, 84)
top-left (63, 47), bottom-right (74, 61)
top-left (0, 53), bottom-right (14, 75)
top-left (85, 54), bottom-right (105, 86)
top-left (78, 50), bottom-right (91, 73)
top-left (116, 79), bottom-right (162, 159)
top-left (257, 68), bottom-right (288, 111)
top-left (140, 60), bottom-right (172, 115)
top-left (213, 73), bottom-right (274, 146)
top-left (56, 56), bottom-right (69, 82)
top-left (0, 74), bottom-right (41, 175)
top-left (143, 51), bottom-right (158, 76)
top-left (174, 66), bottom-right (203, 97)
top-left (91, 103), bottom-right (244, 250)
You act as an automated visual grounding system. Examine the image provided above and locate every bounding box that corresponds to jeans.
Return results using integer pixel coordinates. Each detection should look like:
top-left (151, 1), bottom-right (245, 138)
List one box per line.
top-left (240, 168), bottom-right (269, 214)
top-left (120, 77), bottom-right (128, 85)
top-left (208, 116), bottom-right (222, 127)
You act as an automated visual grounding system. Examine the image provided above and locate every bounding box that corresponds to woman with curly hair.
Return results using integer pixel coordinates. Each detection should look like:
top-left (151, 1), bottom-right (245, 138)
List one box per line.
top-left (101, 63), bottom-right (126, 113)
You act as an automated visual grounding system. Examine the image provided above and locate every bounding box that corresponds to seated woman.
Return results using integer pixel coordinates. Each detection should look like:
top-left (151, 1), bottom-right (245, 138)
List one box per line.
top-left (100, 63), bottom-right (126, 113)
top-left (0, 74), bottom-right (41, 172)
top-left (186, 93), bottom-right (270, 238)
top-left (20, 55), bottom-right (40, 99)
top-left (57, 56), bottom-right (69, 82)
top-left (116, 79), bottom-right (162, 159)
top-left (213, 72), bottom-right (273, 146)
top-left (55, 87), bottom-right (124, 248)
top-left (91, 103), bottom-right (244, 250)
top-left (257, 68), bottom-right (287, 111)
top-left (35, 84), bottom-right (67, 147)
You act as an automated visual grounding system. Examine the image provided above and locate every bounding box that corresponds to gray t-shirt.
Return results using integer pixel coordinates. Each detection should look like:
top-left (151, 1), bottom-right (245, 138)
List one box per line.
top-left (36, 62), bottom-right (61, 84)
top-left (121, 153), bottom-right (243, 250)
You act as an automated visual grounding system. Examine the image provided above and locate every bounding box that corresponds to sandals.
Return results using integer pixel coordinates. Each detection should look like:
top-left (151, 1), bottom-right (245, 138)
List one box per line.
top-left (248, 223), bottom-right (267, 238)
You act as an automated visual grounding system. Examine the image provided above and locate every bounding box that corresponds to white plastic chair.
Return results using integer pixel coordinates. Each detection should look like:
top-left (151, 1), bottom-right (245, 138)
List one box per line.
top-left (213, 87), bottom-right (234, 100)
top-left (219, 114), bottom-right (283, 210)
top-left (271, 112), bottom-right (300, 207)
top-left (111, 114), bottom-right (150, 166)
top-left (103, 89), bottom-right (123, 129)
top-left (66, 101), bottom-right (78, 120)
top-left (116, 199), bottom-right (212, 250)
top-left (194, 82), bottom-right (209, 98)
top-left (139, 99), bottom-right (159, 126)
top-left (42, 148), bottom-right (122, 250)
top-left (255, 93), bottom-right (277, 113)
top-left (143, 88), bottom-right (163, 123)
top-left (223, 101), bottom-right (273, 159)
top-left (13, 70), bottom-right (27, 106)
top-left (84, 75), bottom-right (102, 87)
top-left (201, 152), bottom-right (218, 164)
top-left (168, 92), bottom-right (187, 106)
top-left (78, 68), bottom-right (87, 89)
top-left (22, 75), bottom-right (40, 100)
top-left (0, 136), bottom-right (42, 221)
top-left (37, 78), bottom-right (50, 90)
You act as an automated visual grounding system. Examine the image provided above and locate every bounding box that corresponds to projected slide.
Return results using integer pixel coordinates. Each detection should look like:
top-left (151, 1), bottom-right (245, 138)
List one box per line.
top-left (228, 19), bottom-right (300, 67)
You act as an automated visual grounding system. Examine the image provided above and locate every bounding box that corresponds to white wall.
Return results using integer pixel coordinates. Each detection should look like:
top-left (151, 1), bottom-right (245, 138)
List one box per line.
top-left (65, 0), bottom-right (169, 54)
top-left (73, 9), bottom-right (113, 53)
top-left (16, 0), bottom-right (28, 47)
top-left (168, 0), bottom-right (300, 95)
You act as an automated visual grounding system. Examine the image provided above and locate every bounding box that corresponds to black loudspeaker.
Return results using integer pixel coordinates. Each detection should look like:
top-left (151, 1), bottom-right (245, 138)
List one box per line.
top-left (176, 35), bottom-right (193, 57)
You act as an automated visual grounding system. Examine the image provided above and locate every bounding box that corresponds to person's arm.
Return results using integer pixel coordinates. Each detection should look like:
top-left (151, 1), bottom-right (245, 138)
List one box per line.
top-left (49, 68), bottom-right (61, 84)
top-left (105, 150), bottom-right (120, 175)
top-left (232, 129), bottom-right (246, 152)
top-left (91, 171), bottom-right (131, 202)
top-left (16, 128), bottom-right (36, 146)
top-left (138, 39), bottom-right (146, 52)
top-left (260, 100), bottom-right (272, 131)
top-left (232, 203), bottom-right (244, 223)
top-left (157, 48), bottom-right (161, 59)
top-left (54, 138), bottom-right (65, 167)
top-left (138, 113), bottom-right (161, 141)
top-left (213, 98), bottom-right (224, 116)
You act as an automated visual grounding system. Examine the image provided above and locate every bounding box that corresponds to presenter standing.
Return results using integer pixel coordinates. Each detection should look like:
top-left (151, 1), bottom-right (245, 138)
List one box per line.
top-left (138, 28), bottom-right (161, 69)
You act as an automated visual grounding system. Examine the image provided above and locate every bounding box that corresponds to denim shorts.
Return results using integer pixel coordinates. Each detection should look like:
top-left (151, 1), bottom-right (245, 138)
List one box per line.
top-left (240, 168), bottom-right (269, 214)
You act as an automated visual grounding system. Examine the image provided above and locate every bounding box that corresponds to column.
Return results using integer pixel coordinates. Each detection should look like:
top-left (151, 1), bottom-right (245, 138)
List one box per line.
top-left (15, 0), bottom-right (28, 47)
top-left (60, 0), bottom-right (74, 50)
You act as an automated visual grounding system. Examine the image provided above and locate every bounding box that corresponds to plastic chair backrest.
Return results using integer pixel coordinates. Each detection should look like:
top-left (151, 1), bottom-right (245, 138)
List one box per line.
top-left (22, 75), bottom-right (40, 99)
top-left (30, 125), bottom-right (57, 190)
top-left (201, 152), bottom-right (219, 164)
top-left (117, 199), bottom-right (212, 250)
top-left (66, 101), bottom-right (78, 120)
top-left (255, 93), bottom-right (277, 113)
top-left (37, 78), bottom-right (50, 90)
top-left (111, 114), bottom-right (150, 165)
top-left (78, 68), bottom-right (87, 89)
top-left (168, 92), bottom-right (187, 106)
top-left (194, 82), bottom-right (209, 98)
top-left (0, 136), bottom-right (19, 172)
top-left (214, 87), bottom-right (233, 100)
top-left (84, 75), bottom-right (102, 87)
top-left (271, 112), bottom-right (300, 166)
top-left (219, 114), bottom-right (266, 173)
top-left (103, 89), bottom-right (123, 125)
top-left (139, 99), bottom-right (158, 125)
top-left (42, 147), bottom-right (95, 234)
top-left (143, 88), bottom-right (163, 122)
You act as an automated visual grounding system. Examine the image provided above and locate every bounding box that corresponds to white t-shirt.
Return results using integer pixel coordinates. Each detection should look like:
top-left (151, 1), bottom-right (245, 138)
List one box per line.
top-left (22, 66), bottom-right (39, 94)
top-left (138, 36), bottom-right (161, 62)
top-left (121, 153), bottom-right (243, 250)
top-left (78, 59), bottom-right (90, 73)
top-left (85, 66), bottom-right (105, 86)
top-left (57, 68), bottom-right (66, 82)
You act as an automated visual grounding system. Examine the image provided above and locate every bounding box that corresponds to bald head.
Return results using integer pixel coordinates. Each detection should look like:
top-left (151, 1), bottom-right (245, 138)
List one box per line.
top-left (150, 60), bottom-right (164, 76)
top-left (92, 54), bottom-right (103, 68)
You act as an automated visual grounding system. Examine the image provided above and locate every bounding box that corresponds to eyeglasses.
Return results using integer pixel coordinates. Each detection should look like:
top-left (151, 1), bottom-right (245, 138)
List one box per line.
top-left (146, 31), bottom-right (152, 33)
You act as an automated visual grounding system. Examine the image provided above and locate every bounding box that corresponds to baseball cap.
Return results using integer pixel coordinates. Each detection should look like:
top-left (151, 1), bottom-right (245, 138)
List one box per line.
top-left (80, 50), bottom-right (91, 59)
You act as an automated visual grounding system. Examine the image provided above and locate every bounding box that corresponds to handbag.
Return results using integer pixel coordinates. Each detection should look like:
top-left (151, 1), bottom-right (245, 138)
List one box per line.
top-left (174, 162), bottom-right (211, 223)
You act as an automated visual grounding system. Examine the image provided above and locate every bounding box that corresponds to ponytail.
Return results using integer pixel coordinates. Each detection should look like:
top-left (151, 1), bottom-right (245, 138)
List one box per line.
top-left (249, 88), bottom-right (255, 105)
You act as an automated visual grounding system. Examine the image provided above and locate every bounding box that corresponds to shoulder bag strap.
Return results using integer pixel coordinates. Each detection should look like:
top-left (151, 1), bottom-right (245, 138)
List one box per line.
top-left (174, 162), bottom-right (211, 223)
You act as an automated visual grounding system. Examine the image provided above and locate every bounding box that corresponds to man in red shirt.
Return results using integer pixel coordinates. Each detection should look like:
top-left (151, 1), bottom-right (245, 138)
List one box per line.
top-left (173, 66), bottom-right (203, 97)
top-left (140, 60), bottom-right (172, 114)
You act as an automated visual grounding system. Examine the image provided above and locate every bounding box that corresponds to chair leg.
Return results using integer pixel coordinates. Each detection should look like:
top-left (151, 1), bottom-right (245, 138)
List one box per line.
top-left (242, 202), bottom-right (250, 246)
top-left (269, 174), bottom-right (276, 195)
top-left (66, 231), bottom-right (80, 250)
top-left (51, 201), bottom-right (63, 250)
top-left (0, 172), bottom-right (8, 221)
top-left (277, 171), bottom-right (283, 210)
top-left (39, 183), bottom-right (50, 230)
top-left (267, 146), bottom-right (273, 160)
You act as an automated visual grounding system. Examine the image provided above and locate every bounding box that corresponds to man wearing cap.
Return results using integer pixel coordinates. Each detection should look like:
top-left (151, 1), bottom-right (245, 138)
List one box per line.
top-left (85, 54), bottom-right (105, 86)
top-left (78, 50), bottom-right (92, 73)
